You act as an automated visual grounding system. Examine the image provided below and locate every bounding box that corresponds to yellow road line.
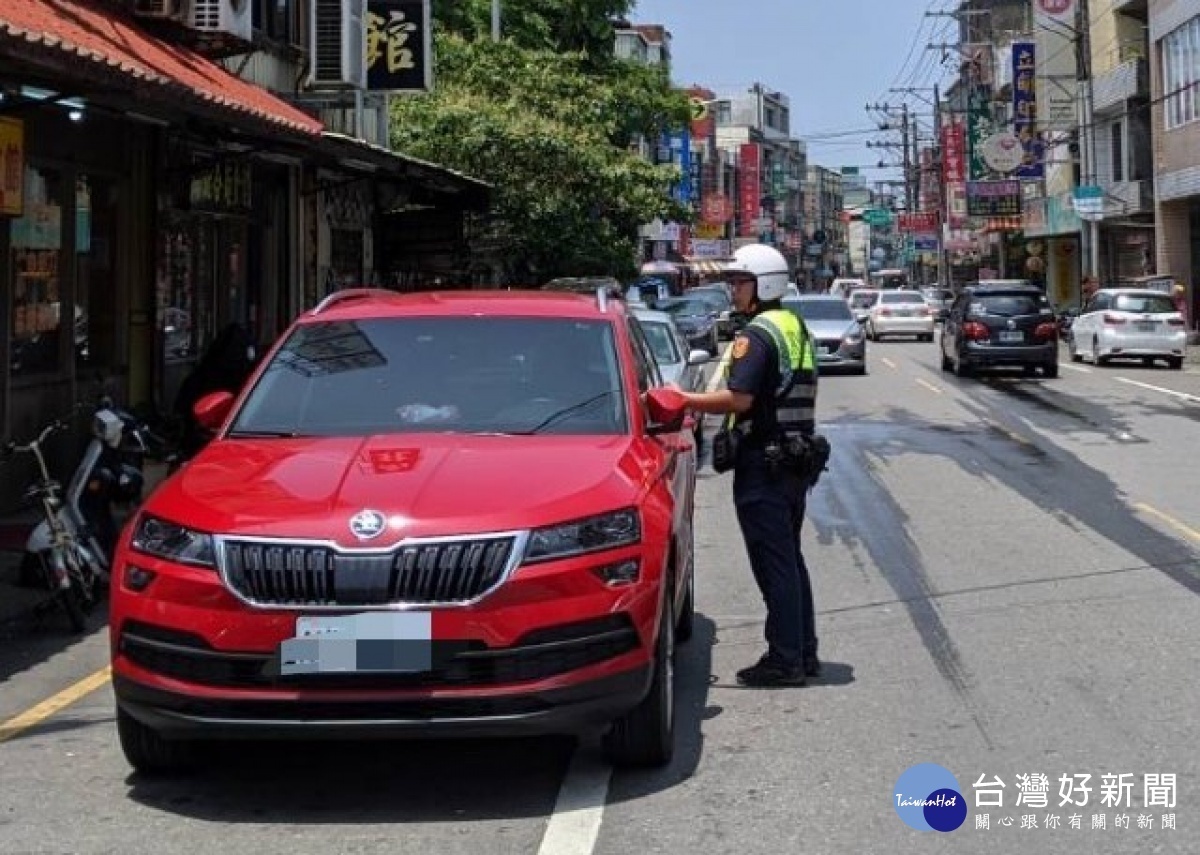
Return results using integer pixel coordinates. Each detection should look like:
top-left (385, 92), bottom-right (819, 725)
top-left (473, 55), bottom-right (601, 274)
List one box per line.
top-left (1135, 503), bottom-right (1200, 544)
top-left (915, 378), bottom-right (943, 395)
top-left (881, 357), bottom-right (897, 370)
top-left (0, 665), bottom-right (111, 745)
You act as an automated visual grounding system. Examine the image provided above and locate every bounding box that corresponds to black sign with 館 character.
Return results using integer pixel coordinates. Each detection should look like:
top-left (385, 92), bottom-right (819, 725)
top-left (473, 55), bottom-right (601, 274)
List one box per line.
top-left (367, 0), bottom-right (432, 93)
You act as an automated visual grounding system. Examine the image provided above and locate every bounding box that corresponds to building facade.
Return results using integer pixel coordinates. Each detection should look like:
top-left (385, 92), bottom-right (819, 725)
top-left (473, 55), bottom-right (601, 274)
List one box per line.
top-left (0, 0), bottom-right (488, 509)
top-left (1149, 0), bottom-right (1200, 329)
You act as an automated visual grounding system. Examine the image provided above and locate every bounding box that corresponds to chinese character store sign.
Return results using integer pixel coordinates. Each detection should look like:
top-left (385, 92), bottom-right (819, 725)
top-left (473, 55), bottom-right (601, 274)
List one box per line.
top-left (367, 0), bottom-right (431, 93)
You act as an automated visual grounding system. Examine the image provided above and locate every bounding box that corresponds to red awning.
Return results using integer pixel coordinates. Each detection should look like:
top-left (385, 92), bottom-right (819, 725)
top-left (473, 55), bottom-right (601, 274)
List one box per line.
top-left (0, 0), bottom-right (322, 136)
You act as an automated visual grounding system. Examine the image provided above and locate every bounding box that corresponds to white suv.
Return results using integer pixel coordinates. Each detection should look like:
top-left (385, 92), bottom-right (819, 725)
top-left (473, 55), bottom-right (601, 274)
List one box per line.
top-left (1068, 288), bottom-right (1186, 369)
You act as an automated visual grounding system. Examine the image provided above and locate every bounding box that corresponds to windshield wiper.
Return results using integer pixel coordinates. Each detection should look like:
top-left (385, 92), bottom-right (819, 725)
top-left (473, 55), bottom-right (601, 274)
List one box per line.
top-left (516, 390), bottom-right (619, 435)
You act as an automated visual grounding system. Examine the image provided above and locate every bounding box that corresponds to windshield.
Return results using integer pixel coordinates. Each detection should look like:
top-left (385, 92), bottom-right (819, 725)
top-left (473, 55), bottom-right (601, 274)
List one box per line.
top-left (1113, 294), bottom-right (1177, 314)
top-left (659, 298), bottom-right (712, 316)
top-left (230, 317), bottom-right (628, 437)
top-left (784, 299), bottom-right (852, 321)
top-left (639, 320), bottom-right (681, 365)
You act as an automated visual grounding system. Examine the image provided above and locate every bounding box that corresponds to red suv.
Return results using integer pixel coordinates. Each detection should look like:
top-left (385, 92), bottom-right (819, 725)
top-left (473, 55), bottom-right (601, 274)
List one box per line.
top-left (111, 288), bottom-right (697, 773)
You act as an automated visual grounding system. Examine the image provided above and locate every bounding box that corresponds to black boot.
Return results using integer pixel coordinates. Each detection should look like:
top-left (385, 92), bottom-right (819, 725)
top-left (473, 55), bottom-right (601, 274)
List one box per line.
top-left (736, 654), bottom-right (807, 688)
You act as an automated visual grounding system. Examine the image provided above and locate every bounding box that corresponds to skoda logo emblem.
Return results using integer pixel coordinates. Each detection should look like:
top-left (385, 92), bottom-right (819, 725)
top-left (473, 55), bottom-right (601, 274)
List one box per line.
top-left (1007, 319), bottom-right (1016, 330)
top-left (349, 509), bottom-right (387, 541)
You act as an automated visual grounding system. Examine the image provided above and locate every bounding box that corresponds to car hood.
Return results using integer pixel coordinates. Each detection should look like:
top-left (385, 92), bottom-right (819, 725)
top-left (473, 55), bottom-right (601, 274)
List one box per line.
top-left (805, 319), bottom-right (859, 339)
top-left (148, 434), bottom-right (650, 545)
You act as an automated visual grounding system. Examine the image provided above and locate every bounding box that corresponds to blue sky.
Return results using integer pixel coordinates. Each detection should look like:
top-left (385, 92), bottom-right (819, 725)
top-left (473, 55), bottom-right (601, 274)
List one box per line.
top-left (631, 0), bottom-right (960, 184)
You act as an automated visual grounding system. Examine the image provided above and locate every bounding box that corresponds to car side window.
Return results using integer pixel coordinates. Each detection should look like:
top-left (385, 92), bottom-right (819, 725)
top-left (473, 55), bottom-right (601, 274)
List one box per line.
top-left (626, 319), bottom-right (661, 392)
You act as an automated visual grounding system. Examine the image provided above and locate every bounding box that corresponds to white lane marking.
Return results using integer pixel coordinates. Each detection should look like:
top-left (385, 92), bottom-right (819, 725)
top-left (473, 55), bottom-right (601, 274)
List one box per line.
top-left (705, 345), bottom-right (730, 392)
top-left (1113, 377), bottom-right (1200, 405)
top-left (536, 751), bottom-right (613, 855)
top-left (880, 357), bottom-right (897, 370)
top-left (915, 378), bottom-right (943, 395)
top-left (1058, 362), bottom-right (1090, 373)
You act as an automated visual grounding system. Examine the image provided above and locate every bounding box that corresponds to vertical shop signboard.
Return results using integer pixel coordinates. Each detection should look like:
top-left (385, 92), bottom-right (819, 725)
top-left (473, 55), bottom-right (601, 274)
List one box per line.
top-left (1012, 41), bottom-right (1045, 179)
top-left (739, 143), bottom-right (761, 238)
top-left (967, 87), bottom-right (994, 180)
top-left (0, 117), bottom-right (25, 218)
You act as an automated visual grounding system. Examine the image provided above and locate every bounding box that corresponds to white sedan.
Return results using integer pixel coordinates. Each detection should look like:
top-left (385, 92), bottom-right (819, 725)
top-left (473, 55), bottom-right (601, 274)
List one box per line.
top-left (864, 290), bottom-right (936, 341)
top-left (1069, 288), bottom-right (1187, 369)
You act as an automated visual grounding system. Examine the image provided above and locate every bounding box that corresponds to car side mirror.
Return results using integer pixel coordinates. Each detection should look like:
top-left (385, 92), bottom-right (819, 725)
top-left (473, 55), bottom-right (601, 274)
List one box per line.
top-left (193, 390), bottom-right (235, 432)
top-left (686, 349), bottom-right (711, 366)
top-left (645, 387), bottom-right (688, 435)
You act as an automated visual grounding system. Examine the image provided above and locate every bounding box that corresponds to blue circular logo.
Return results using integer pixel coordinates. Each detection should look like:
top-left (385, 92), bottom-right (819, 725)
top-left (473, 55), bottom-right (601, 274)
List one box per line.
top-left (894, 763), bottom-right (966, 832)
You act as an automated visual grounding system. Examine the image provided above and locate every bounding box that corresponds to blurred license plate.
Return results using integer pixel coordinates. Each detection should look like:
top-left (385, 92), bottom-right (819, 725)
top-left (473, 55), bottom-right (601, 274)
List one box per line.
top-left (894, 310), bottom-right (912, 317)
top-left (998, 331), bottom-right (1024, 343)
top-left (1136, 322), bottom-right (1155, 332)
top-left (280, 612), bottom-right (432, 675)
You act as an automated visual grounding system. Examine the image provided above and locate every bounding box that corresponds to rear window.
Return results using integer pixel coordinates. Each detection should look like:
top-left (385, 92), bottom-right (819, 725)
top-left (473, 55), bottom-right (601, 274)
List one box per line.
top-left (783, 299), bottom-right (852, 321)
top-left (1113, 294), bottom-right (1177, 314)
top-left (970, 292), bottom-right (1050, 317)
top-left (879, 292), bottom-right (926, 305)
top-left (849, 291), bottom-right (879, 309)
top-left (639, 320), bottom-right (681, 364)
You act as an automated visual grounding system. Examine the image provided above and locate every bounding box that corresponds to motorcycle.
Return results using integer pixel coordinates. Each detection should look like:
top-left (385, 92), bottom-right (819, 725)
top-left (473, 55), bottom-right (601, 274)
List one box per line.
top-left (6, 403), bottom-right (149, 631)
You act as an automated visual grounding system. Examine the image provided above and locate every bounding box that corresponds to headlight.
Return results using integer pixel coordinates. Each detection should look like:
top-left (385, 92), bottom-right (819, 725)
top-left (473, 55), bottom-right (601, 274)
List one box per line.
top-left (131, 515), bottom-right (216, 567)
top-left (844, 328), bottom-right (864, 344)
top-left (523, 508), bottom-right (641, 564)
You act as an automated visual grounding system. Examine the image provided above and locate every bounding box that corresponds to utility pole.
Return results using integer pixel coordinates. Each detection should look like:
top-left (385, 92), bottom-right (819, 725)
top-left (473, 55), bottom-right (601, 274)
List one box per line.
top-left (492, 0), bottom-right (501, 42)
top-left (933, 81), bottom-right (949, 288)
top-left (901, 101), bottom-right (913, 214)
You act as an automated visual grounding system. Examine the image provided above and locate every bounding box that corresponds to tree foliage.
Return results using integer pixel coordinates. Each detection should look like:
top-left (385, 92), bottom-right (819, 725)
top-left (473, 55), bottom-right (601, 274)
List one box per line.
top-left (392, 5), bottom-right (691, 282)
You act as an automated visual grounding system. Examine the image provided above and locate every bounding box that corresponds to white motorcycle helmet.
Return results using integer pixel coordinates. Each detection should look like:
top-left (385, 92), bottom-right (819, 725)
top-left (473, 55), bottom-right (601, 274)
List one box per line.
top-left (725, 243), bottom-right (790, 302)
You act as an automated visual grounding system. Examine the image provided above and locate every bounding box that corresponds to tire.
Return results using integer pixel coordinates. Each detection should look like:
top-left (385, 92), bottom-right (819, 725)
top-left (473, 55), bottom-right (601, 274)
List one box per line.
top-left (117, 706), bottom-right (195, 776)
top-left (921, 333), bottom-right (934, 343)
top-left (953, 354), bottom-right (973, 378)
top-left (940, 349), bottom-right (953, 372)
top-left (17, 552), bottom-right (44, 589)
top-left (604, 594), bottom-right (675, 768)
top-left (1069, 336), bottom-right (1083, 362)
top-left (58, 548), bottom-right (94, 633)
top-left (1092, 338), bottom-right (1108, 366)
top-left (1168, 357), bottom-right (1183, 371)
top-left (1043, 361), bottom-right (1059, 379)
top-left (675, 532), bottom-right (695, 645)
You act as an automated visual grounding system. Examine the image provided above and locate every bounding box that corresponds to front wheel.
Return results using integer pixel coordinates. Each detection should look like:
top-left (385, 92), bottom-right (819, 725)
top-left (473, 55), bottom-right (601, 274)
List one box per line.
top-left (117, 707), bottom-right (196, 776)
top-left (604, 595), bottom-right (675, 768)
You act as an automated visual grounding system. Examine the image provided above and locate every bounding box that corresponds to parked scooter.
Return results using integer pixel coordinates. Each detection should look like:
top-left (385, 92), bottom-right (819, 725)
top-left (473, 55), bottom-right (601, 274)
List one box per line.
top-left (5, 402), bottom-right (149, 631)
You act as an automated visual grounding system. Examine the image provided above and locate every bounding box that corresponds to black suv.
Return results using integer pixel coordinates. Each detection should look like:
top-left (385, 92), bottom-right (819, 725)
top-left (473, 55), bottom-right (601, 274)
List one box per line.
top-left (940, 283), bottom-right (1060, 378)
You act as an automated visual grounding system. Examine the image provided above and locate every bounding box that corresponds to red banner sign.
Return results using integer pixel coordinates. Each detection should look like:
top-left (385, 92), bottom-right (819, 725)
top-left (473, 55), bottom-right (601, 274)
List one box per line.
top-left (739, 143), bottom-right (761, 238)
top-left (941, 121), bottom-right (966, 184)
top-left (897, 212), bottom-right (940, 233)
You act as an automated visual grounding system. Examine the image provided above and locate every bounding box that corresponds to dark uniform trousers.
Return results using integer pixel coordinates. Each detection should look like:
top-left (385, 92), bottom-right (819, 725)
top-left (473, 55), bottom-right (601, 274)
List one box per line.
top-left (733, 447), bottom-right (817, 667)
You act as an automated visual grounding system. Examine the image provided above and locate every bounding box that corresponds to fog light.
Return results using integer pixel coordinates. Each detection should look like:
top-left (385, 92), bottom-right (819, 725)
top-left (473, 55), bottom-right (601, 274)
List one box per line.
top-left (124, 565), bottom-right (157, 592)
top-left (592, 560), bottom-right (640, 587)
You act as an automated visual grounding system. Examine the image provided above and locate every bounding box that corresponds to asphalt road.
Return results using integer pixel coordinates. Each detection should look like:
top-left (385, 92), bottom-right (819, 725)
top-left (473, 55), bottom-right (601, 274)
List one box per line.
top-left (2, 337), bottom-right (1199, 854)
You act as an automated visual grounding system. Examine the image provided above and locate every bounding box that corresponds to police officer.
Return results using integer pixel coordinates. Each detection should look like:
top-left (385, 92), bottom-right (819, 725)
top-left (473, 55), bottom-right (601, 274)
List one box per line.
top-left (674, 244), bottom-right (820, 687)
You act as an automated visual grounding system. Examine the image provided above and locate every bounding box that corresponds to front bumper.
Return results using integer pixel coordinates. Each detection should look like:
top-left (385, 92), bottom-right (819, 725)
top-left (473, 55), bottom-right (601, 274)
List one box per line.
top-left (814, 336), bottom-right (866, 371)
top-left (114, 663), bottom-right (651, 740)
top-left (110, 541), bottom-right (663, 738)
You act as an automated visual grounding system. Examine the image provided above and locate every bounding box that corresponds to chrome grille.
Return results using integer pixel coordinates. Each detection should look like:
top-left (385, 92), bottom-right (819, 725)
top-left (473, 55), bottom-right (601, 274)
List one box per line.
top-left (221, 536), bottom-right (518, 608)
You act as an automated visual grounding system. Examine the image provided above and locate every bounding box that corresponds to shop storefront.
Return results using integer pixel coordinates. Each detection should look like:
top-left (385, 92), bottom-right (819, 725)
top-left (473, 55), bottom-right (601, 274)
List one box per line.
top-left (1024, 193), bottom-right (1082, 308)
top-left (1, 103), bottom-right (153, 442)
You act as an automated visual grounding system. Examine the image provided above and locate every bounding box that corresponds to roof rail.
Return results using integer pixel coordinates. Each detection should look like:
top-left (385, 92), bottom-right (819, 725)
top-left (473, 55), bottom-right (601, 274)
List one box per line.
top-left (596, 286), bottom-right (609, 313)
top-left (312, 288), bottom-right (399, 315)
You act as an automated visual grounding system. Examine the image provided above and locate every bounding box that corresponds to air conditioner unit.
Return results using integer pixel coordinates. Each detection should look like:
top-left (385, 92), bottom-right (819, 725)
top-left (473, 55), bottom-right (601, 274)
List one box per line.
top-left (310, 0), bottom-right (367, 89)
top-left (132, 0), bottom-right (182, 18)
top-left (186, 0), bottom-right (252, 42)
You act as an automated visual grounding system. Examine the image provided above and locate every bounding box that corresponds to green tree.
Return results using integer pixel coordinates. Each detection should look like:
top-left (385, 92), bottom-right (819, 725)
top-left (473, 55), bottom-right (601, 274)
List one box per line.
top-left (394, 13), bottom-right (690, 281)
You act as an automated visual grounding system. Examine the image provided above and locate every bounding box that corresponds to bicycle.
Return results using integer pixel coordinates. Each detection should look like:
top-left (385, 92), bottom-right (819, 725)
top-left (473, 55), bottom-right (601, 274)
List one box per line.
top-left (2, 415), bottom-right (104, 632)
